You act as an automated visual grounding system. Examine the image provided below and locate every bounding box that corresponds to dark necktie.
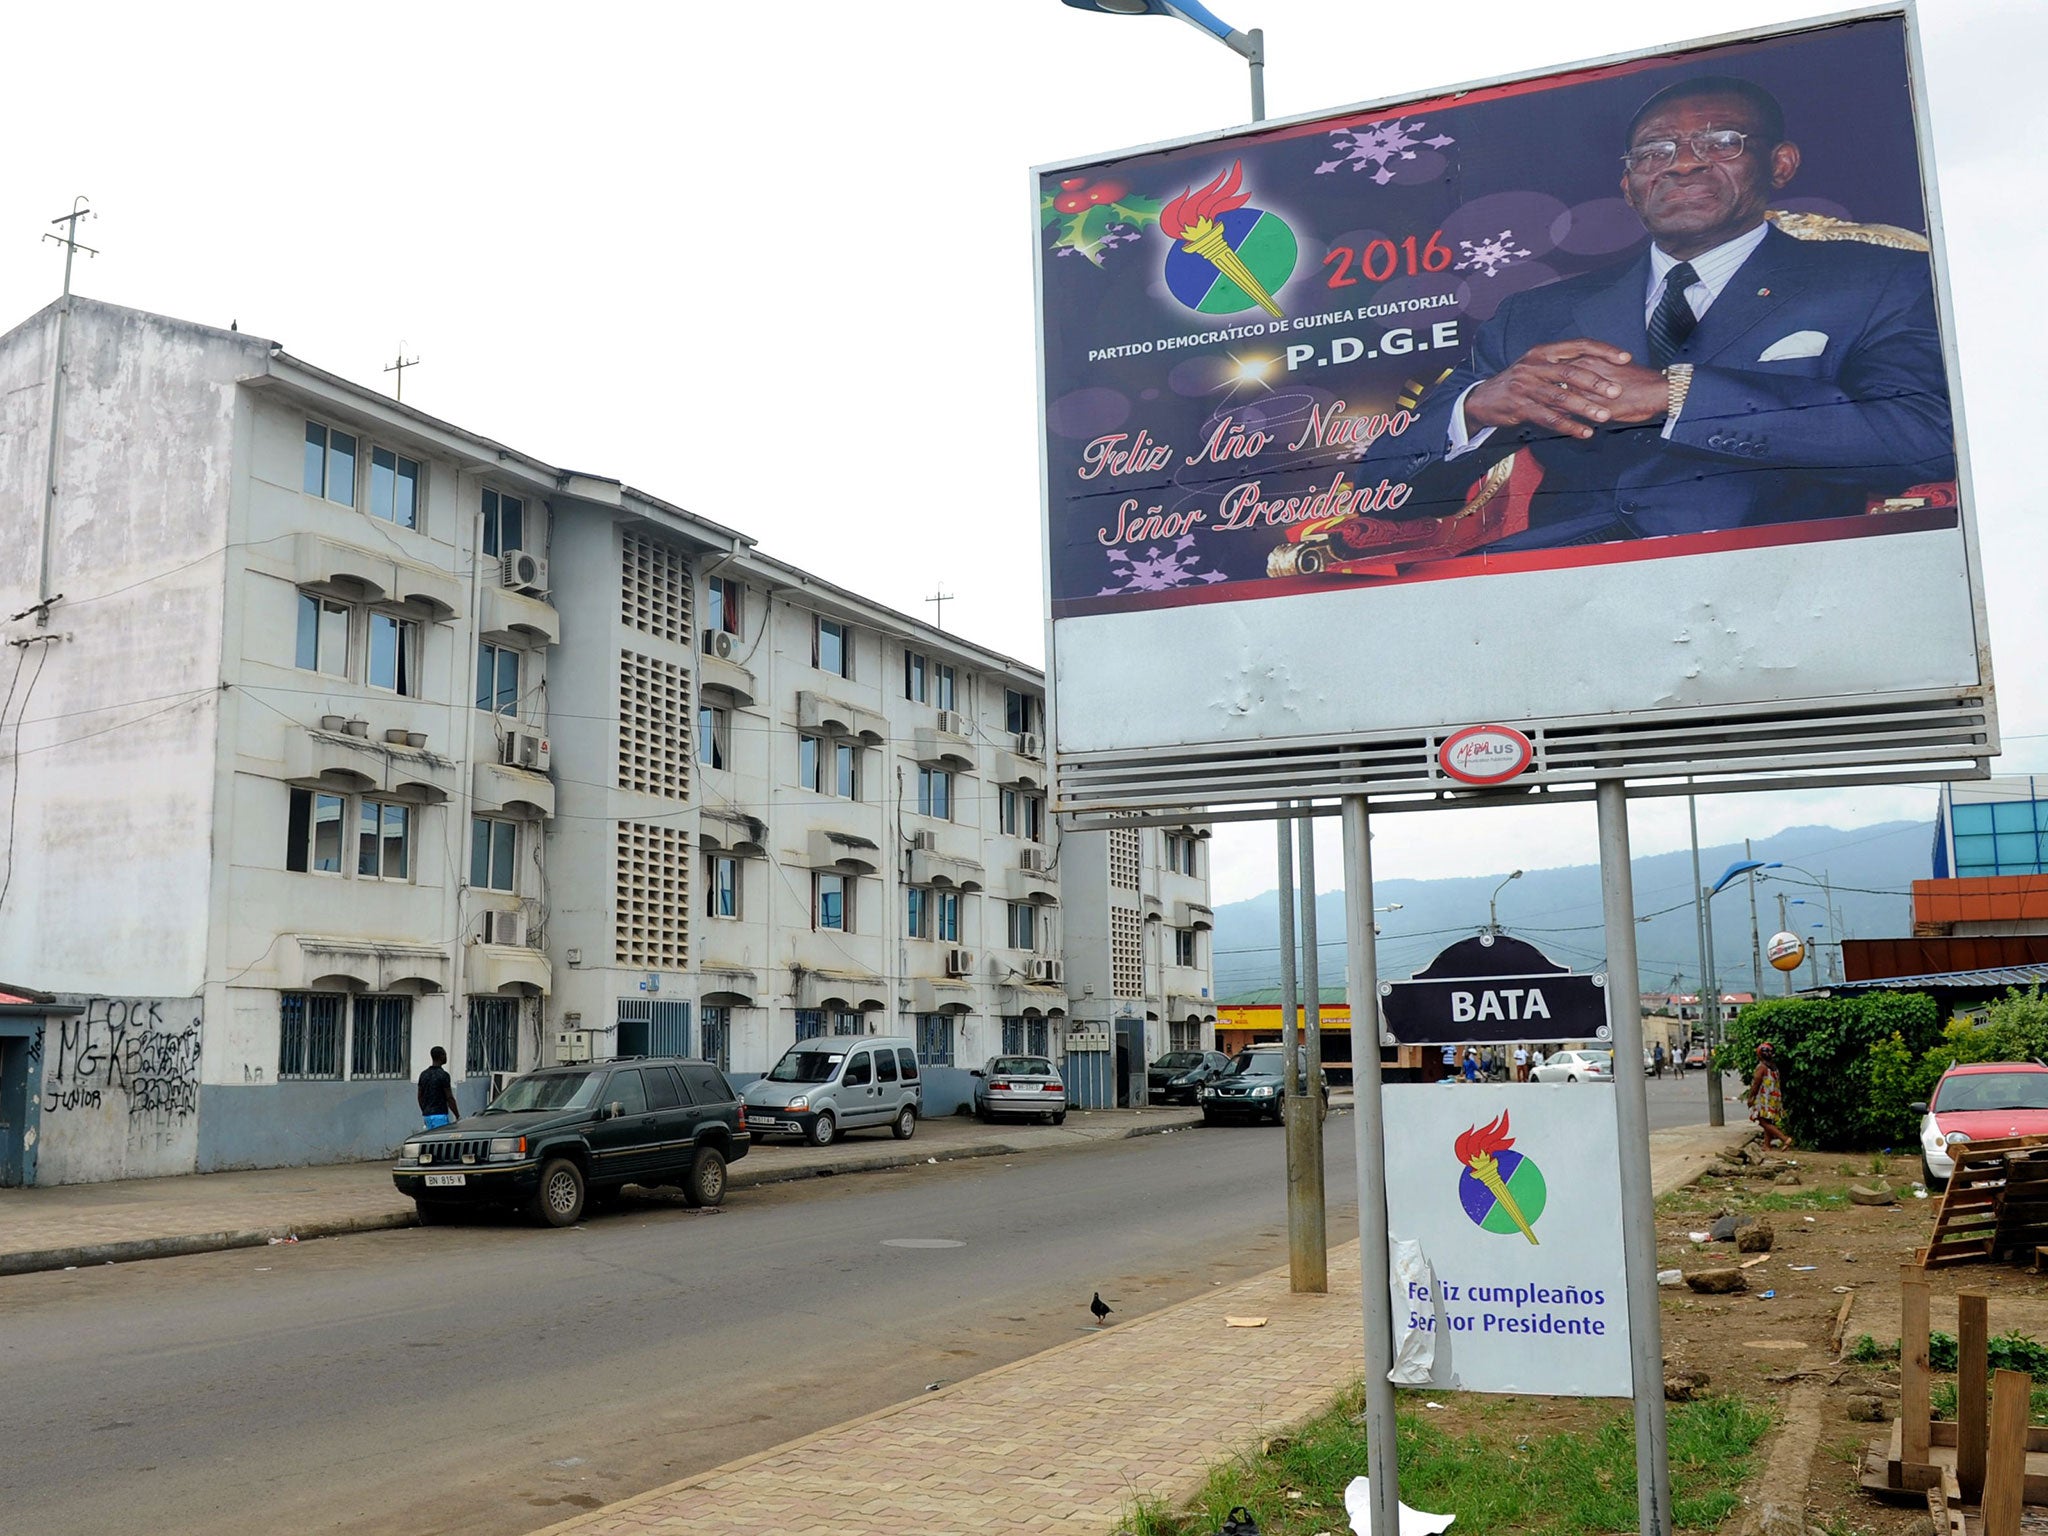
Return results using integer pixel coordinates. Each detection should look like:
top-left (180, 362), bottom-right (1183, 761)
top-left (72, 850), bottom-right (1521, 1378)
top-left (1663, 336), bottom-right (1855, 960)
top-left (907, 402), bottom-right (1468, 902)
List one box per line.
top-left (1647, 261), bottom-right (1700, 367)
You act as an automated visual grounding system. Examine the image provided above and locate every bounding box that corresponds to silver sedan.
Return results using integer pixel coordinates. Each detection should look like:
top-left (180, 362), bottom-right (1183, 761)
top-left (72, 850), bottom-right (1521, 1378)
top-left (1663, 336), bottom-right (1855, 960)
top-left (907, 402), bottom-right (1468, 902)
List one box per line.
top-left (971, 1055), bottom-right (1068, 1124)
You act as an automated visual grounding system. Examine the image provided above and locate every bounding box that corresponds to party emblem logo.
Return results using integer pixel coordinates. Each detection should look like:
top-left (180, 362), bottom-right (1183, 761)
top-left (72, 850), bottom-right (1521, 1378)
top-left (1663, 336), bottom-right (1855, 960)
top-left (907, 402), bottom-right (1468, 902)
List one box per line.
top-left (1455, 1111), bottom-right (1547, 1245)
top-left (1160, 160), bottom-right (1296, 319)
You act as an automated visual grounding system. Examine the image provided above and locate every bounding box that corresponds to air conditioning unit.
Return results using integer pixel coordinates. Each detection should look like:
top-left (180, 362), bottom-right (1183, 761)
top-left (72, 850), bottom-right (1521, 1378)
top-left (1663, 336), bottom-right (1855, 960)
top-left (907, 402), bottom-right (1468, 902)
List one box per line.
top-left (500, 550), bottom-right (548, 595)
top-left (556, 1029), bottom-right (593, 1064)
top-left (701, 627), bottom-right (736, 659)
top-left (481, 910), bottom-right (526, 947)
top-left (1019, 846), bottom-right (1049, 874)
top-left (500, 728), bottom-right (551, 772)
top-left (1029, 957), bottom-right (1065, 985)
top-left (912, 829), bottom-right (940, 853)
top-left (935, 709), bottom-right (968, 737)
top-left (944, 947), bottom-right (976, 978)
top-left (1016, 732), bottom-right (1043, 759)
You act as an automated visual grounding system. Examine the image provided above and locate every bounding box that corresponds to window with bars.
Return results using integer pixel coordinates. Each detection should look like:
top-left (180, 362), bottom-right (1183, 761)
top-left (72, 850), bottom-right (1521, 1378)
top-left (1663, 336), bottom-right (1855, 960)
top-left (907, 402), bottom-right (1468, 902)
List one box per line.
top-left (916, 1013), bottom-right (953, 1066)
top-left (1109, 828), bottom-right (1142, 891)
top-left (618, 649), bottom-right (691, 798)
top-left (350, 995), bottom-right (413, 1079)
top-left (832, 1010), bottom-right (865, 1036)
top-left (279, 992), bottom-right (346, 1079)
top-left (468, 997), bottom-right (520, 1074)
top-left (617, 998), bottom-right (692, 1058)
top-left (794, 1010), bottom-right (825, 1042)
top-left (1169, 1020), bottom-right (1202, 1053)
top-left (1111, 906), bottom-right (1144, 997)
top-left (701, 1006), bottom-right (732, 1070)
top-left (615, 821), bottom-right (690, 970)
top-left (621, 532), bottom-right (691, 644)
top-left (1001, 1016), bottom-right (1051, 1056)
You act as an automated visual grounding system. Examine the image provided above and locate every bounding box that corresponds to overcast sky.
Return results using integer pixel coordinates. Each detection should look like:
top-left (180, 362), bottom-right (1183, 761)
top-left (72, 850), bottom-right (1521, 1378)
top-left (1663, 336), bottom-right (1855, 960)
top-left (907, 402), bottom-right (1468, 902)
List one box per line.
top-left (4, 0), bottom-right (2039, 908)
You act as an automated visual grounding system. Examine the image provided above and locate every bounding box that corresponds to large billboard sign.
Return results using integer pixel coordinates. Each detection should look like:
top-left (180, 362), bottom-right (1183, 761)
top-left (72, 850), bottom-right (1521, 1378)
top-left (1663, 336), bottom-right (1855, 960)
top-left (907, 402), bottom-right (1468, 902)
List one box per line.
top-left (1034, 9), bottom-right (1994, 814)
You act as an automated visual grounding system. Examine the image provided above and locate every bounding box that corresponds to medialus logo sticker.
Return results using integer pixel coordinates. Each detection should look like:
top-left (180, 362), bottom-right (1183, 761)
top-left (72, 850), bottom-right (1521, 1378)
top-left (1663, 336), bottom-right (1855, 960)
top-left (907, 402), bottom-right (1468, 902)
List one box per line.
top-left (1437, 724), bottom-right (1535, 786)
top-left (1159, 160), bottom-right (1296, 319)
top-left (1455, 1111), bottom-right (1546, 1245)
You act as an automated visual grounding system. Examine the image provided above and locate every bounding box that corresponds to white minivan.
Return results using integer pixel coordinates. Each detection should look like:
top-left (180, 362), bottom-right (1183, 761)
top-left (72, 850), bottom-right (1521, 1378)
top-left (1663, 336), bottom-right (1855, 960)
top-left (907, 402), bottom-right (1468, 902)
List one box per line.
top-left (740, 1036), bottom-right (922, 1146)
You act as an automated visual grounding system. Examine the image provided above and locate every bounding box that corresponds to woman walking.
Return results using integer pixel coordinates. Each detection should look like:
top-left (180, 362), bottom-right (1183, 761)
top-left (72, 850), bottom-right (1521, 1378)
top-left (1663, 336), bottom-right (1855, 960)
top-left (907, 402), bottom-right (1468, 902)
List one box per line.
top-left (1743, 1042), bottom-right (1791, 1151)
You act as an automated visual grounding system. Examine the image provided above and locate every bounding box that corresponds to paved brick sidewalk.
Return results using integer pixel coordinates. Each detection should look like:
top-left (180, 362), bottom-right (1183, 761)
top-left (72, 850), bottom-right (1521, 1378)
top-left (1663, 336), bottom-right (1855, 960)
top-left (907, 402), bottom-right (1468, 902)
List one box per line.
top-left (531, 1122), bottom-right (1753, 1536)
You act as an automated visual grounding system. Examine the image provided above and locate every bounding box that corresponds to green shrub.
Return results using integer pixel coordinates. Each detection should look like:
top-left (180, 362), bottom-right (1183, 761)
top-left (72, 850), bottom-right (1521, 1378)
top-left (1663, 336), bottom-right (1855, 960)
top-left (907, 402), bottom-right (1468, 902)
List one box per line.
top-left (1724, 992), bottom-right (1941, 1149)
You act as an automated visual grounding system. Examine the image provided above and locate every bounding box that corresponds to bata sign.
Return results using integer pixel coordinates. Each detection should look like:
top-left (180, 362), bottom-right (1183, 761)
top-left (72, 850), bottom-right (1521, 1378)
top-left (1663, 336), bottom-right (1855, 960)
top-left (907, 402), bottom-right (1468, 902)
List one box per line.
top-left (1381, 935), bottom-right (1608, 1046)
top-left (1438, 726), bottom-right (1533, 786)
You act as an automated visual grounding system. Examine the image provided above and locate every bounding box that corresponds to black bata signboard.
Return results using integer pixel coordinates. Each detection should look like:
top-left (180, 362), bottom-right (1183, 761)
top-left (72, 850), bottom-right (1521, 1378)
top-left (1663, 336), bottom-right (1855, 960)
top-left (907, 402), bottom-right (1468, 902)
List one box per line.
top-left (1379, 935), bottom-right (1608, 1046)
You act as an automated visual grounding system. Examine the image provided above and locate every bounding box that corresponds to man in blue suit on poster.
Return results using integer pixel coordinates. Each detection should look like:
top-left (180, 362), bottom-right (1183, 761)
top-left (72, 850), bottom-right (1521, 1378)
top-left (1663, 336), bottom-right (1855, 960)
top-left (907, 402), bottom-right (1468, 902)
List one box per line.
top-left (1377, 76), bottom-right (1955, 551)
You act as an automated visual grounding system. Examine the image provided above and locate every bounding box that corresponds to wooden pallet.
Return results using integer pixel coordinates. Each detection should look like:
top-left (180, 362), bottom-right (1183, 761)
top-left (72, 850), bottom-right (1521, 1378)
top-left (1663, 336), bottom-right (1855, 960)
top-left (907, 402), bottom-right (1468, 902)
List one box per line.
top-left (1921, 1137), bottom-right (2048, 1268)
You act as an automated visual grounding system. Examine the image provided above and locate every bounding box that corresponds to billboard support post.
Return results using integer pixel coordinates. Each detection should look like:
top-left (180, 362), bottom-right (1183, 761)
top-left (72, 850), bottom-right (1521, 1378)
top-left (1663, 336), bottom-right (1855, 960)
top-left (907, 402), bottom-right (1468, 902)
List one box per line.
top-left (1688, 796), bottom-right (1723, 1128)
top-left (1597, 781), bottom-right (1672, 1536)
top-left (1293, 812), bottom-right (1328, 1292)
top-left (1342, 795), bottom-right (1400, 1536)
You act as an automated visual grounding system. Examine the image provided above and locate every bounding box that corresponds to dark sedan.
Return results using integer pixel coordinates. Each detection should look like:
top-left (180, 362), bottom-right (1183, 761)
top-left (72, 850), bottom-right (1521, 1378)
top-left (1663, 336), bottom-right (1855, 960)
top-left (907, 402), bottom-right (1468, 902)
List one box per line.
top-left (1147, 1049), bottom-right (1234, 1105)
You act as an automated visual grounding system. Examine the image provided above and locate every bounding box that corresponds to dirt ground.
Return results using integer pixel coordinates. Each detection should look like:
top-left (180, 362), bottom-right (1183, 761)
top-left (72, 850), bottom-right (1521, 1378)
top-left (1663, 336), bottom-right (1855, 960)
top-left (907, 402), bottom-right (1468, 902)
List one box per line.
top-left (1653, 1145), bottom-right (2048, 1536)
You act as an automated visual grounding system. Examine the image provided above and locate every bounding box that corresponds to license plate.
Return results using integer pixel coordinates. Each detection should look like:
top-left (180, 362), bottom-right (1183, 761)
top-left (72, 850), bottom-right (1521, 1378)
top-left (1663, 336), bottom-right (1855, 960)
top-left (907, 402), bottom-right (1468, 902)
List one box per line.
top-left (424, 1173), bottom-right (466, 1187)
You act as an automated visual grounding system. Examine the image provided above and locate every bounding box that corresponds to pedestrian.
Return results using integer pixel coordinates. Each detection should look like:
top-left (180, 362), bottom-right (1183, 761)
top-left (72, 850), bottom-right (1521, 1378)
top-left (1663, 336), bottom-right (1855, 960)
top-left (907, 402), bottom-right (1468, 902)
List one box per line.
top-left (1441, 1042), bottom-right (1457, 1083)
top-left (418, 1045), bottom-right (462, 1129)
top-left (1742, 1041), bottom-right (1790, 1151)
top-left (1652, 1041), bottom-right (1666, 1078)
top-left (1461, 1048), bottom-right (1480, 1084)
top-left (1673, 1041), bottom-right (1687, 1079)
top-left (1513, 1043), bottom-right (1530, 1082)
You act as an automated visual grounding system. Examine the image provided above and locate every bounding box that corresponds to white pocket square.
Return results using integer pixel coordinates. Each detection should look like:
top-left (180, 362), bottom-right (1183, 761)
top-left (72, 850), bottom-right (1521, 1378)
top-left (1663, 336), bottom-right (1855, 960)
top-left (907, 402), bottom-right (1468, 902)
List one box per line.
top-left (1758, 330), bottom-right (1828, 362)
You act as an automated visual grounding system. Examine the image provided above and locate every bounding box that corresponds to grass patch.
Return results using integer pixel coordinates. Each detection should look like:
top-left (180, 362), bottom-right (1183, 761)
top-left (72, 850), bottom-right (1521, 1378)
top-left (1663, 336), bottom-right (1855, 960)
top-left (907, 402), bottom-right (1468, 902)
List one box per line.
top-left (1122, 1386), bottom-right (1772, 1536)
top-left (1847, 1332), bottom-right (2048, 1378)
top-left (1657, 1183), bottom-right (1851, 1215)
top-left (1931, 1379), bottom-right (2048, 1428)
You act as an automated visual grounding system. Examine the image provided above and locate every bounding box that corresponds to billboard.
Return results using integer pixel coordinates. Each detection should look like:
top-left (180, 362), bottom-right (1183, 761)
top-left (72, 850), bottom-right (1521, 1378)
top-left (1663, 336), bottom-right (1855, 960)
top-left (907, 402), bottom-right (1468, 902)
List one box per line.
top-left (1034, 9), bottom-right (1994, 812)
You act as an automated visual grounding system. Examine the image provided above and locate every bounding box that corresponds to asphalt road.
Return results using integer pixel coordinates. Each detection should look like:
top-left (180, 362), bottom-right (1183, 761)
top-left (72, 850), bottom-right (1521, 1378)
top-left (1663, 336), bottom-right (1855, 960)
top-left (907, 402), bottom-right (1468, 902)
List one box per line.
top-left (0, 1118), bottom-right (1363, 1536)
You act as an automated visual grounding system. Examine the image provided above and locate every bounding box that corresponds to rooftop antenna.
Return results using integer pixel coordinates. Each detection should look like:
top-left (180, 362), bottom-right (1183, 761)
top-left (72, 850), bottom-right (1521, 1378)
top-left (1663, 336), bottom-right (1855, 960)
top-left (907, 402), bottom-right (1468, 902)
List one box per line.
top-left (384, 342), bottom-right (420, 402)
top-left (926, 583), bottom-right (955, 630)
top-left (29, 196), bottom-right (96, 628)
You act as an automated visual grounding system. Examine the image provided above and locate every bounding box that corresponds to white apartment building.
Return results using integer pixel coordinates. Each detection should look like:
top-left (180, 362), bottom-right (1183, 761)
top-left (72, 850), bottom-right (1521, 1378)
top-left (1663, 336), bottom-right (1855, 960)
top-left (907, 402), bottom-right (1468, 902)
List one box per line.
top-left (0, 298), bottom-right (1214, 1185)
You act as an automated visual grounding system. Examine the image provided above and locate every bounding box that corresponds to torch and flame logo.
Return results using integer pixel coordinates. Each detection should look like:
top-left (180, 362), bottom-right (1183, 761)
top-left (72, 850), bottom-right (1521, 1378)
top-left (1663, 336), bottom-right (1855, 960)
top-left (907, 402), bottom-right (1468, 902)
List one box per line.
top-left (1158, 160), bottom-right (1294, 320)
top-left (1455, 1111), bottom-right (1544, 1245)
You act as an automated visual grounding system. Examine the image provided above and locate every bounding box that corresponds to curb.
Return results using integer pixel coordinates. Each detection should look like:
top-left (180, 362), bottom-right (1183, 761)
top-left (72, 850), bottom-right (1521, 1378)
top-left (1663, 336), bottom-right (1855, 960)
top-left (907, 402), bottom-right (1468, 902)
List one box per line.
top-left (729, 1109), bottom-right (1202, 1190)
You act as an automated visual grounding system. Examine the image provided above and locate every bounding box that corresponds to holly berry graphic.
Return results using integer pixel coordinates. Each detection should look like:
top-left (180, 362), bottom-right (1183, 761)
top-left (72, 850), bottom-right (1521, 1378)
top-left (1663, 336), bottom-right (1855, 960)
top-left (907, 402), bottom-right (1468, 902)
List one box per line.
top-left (1042, 173), bottom-right (1163, 266)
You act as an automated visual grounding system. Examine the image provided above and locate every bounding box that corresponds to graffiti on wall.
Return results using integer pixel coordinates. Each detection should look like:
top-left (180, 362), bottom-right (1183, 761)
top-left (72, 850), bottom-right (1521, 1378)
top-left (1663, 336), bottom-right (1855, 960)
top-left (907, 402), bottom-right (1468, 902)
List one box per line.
top-left (42, 999), bottom-right (202, 1120)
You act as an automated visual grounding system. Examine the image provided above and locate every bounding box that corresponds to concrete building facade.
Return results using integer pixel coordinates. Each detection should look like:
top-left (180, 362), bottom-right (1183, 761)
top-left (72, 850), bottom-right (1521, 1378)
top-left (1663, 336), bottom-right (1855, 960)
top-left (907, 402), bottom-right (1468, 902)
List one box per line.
top-left (0, 299), bottom-right (1213, 1185)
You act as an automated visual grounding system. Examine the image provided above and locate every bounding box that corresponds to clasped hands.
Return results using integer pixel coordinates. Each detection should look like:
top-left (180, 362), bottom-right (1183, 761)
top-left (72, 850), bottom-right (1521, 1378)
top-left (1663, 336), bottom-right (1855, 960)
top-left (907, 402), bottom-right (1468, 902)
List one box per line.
top-left (1461, 340), bottom-right (1671, 440)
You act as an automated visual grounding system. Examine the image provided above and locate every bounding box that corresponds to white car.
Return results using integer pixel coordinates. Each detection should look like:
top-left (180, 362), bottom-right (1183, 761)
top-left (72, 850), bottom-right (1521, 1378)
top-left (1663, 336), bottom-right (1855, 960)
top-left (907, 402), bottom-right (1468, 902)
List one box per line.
top-left (1530, 1049), bottom-right (1613, 1084)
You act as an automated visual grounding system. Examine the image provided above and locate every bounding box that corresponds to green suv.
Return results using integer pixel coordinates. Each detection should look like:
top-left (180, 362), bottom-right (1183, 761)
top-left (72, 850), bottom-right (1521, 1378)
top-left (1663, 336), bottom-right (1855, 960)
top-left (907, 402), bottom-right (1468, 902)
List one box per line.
top-left (394, 1057), bottom-right (750, 1227)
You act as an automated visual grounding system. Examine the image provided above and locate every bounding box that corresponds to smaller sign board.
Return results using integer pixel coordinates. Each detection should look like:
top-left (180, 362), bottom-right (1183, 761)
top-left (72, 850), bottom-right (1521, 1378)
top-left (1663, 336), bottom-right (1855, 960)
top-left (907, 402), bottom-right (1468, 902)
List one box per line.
top-left (1437, 726), bottom-right (1535, 786)
top-left (1384, 1084), bottom-right (1630, 1396)
top-left (1380, 935), bottom-right (1607, 1046)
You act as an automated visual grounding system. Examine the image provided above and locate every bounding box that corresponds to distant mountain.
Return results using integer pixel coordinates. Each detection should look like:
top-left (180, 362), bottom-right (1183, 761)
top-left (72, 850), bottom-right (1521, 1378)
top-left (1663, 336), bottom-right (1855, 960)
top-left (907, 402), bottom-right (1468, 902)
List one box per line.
top-left (1211, 821), bottom-right (1927, 1000)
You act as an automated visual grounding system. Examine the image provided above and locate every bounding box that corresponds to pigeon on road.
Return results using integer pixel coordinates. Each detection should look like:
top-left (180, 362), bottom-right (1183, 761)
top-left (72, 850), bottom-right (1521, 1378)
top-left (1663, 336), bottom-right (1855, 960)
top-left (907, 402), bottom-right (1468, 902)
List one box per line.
top-left (1091, 1292), bottom-right (1112, 1326)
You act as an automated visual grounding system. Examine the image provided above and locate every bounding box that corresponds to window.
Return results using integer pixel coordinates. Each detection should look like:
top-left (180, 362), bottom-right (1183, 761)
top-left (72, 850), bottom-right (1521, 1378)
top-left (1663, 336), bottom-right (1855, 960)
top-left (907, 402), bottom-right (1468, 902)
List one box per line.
top-left (794, 1010), bottom-right (825, 1042)
top-left (843, 1052), bottom-right (871, 1088)
top-left (906, 886), bottom-right (930, 940)
top-left (814, 617), bottom-right (850, 677)
top-left (616, 999), bottom-right (692, 1057)
top-left (351, 995), bottom-right (412, 1080)
top-left (916, 1014), bottom-right (953, 1067)
top-left (358, 800), bottom-right (411, 880)
top-left (1001, 789), bottom-right (1045, 842)
top-left (707, 576), bottom-right (743, 637)
top-left (835, 741), bottom-right (859, 800)
top-left (481, 488), bottom-right (524, 556)
top-left (700, 1006), bottom-right (731, 1070)
top-left (707, 854), bottom-right (740, 919)
top-left (935, 889), bottom-right (961, 943)
top-left (470, 817), bottom-right (517, 892)
top-left (1005, 688), bottom-right (1036, 735)
top-left (1025, 795), bottom-right (1045, 843)
top-left (476, 642), bottom-right (520, 715)
top-left (1169, 1020), bottom-right (1200, 1053)
top-left (279, 992), bottom-right (345, 1079)
top-left (833, 1010), bottom-right (865, 1036)
top-left (367, 612), bottom-right (421, 696)
top-left (935, 665), bottom-right (957, 712)
top-left (918, 766), bottom-right (953, 820)
top-left (303, 421), bottom-right (356, 506)
top-left (876, 1048), bottom-right (899, 1083)
top-left (698, 705), bottom-right (729, 770)
top-left (905, 651), bottom-right (928, 703)
top-left (909, 885), bottom-right (961, 943)
top-left (814, 872), bottom-right (850, 932)
top-left (286, 788), bottom-right (348, 874)
top-left (1007, 901), bottom-right (1037, 952)
top-left (468, 996), bottom-right (519, 1074)
top-left (368, 447), bottom-right (421, 529)
top-left (799, 736), bottom-right (858, 799)
top-left (295, 593), bottom-right (352, 677)
top-left (999, 787), bottom-right (1018, 836)
top-left (1175, 928), bottom-right (1198, 968)
top-left (1001, 1016), bottom-right (1053, 1056)
top-left (799, 734), bottom-right (821, 792)
top-left (1165, 833), bottom-right (1199, 876)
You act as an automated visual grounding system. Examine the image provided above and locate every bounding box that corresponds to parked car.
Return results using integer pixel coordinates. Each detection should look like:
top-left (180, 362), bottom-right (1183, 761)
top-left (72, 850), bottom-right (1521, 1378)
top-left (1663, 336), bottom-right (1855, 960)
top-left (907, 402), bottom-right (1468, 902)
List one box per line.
top-left (1685, 1045), bottom-right (1708, 1070)
top-left (1529, 1049), bottom-right (1613, 1084)
top-left (1913, 1062), bottom-right (2048, 1191)
top-left (970, 1055), bottom-right (1068, 1123)
top-left (393, 1056), bottom-right (750, 1227)
top-left (740, 1036), bottom-right (922, 1146)
top-left (1200, 1047), bottom-right (1329, 1126)
top-left (1147, 1049), bottom-right (1235, 1105)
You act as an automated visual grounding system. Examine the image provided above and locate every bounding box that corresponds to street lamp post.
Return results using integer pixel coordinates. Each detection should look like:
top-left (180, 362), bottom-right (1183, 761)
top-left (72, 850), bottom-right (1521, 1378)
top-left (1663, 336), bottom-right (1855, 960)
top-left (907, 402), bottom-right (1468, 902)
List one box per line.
top-left (1488, 870), bottom-right (1523, 936)
top-left (1699, 859), bottom-right (1777, 1127)
top-left (1060, 0), bottom-right (1266, 120)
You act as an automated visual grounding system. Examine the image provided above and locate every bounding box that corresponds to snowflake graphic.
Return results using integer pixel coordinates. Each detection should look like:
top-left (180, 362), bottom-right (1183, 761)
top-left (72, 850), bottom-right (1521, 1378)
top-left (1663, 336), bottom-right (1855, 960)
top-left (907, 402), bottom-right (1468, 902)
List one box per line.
top-left (1315, 118), bottom-right (1456, 184)
top-left (1099, 535), bottom-right (1230, 596)
top-left (1455, 229), bottom-right (1533, 278)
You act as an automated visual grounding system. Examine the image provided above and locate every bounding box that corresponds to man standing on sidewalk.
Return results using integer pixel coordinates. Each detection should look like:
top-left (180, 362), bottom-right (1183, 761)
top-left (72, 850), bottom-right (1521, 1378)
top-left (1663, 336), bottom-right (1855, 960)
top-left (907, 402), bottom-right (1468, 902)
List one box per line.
top-left (417, 1046), bottom-right (462, 1129)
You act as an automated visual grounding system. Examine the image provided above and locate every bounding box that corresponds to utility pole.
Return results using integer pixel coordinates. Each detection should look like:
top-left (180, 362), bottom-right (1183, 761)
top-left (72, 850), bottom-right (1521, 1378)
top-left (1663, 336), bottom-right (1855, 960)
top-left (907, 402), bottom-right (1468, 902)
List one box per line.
top-left (1688, 796), bottom-right (1721, 1126)
top-left (1775, 891), bottom-right (1794, 995)
top-left (32, 197), bottom-right (96, 629)
top-left (926, 586), bottom-right (955, 630)
top-left (1745, 838), bottom-right (1764, 1001)
top-left (384, 343), bottom-right (420, 401)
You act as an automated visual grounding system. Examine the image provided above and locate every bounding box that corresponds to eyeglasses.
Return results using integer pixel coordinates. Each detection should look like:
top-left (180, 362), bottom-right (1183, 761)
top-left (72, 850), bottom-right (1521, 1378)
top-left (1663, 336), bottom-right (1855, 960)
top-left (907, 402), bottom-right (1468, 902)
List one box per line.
top-left (1621, 128), bottom-right (1751, 173)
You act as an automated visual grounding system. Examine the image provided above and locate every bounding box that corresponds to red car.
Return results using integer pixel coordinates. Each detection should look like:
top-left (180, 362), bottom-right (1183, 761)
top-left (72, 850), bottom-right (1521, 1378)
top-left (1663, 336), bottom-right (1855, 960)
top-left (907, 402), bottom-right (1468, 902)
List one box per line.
top-left (1914, 1062), bottom-right (2048, 1191)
